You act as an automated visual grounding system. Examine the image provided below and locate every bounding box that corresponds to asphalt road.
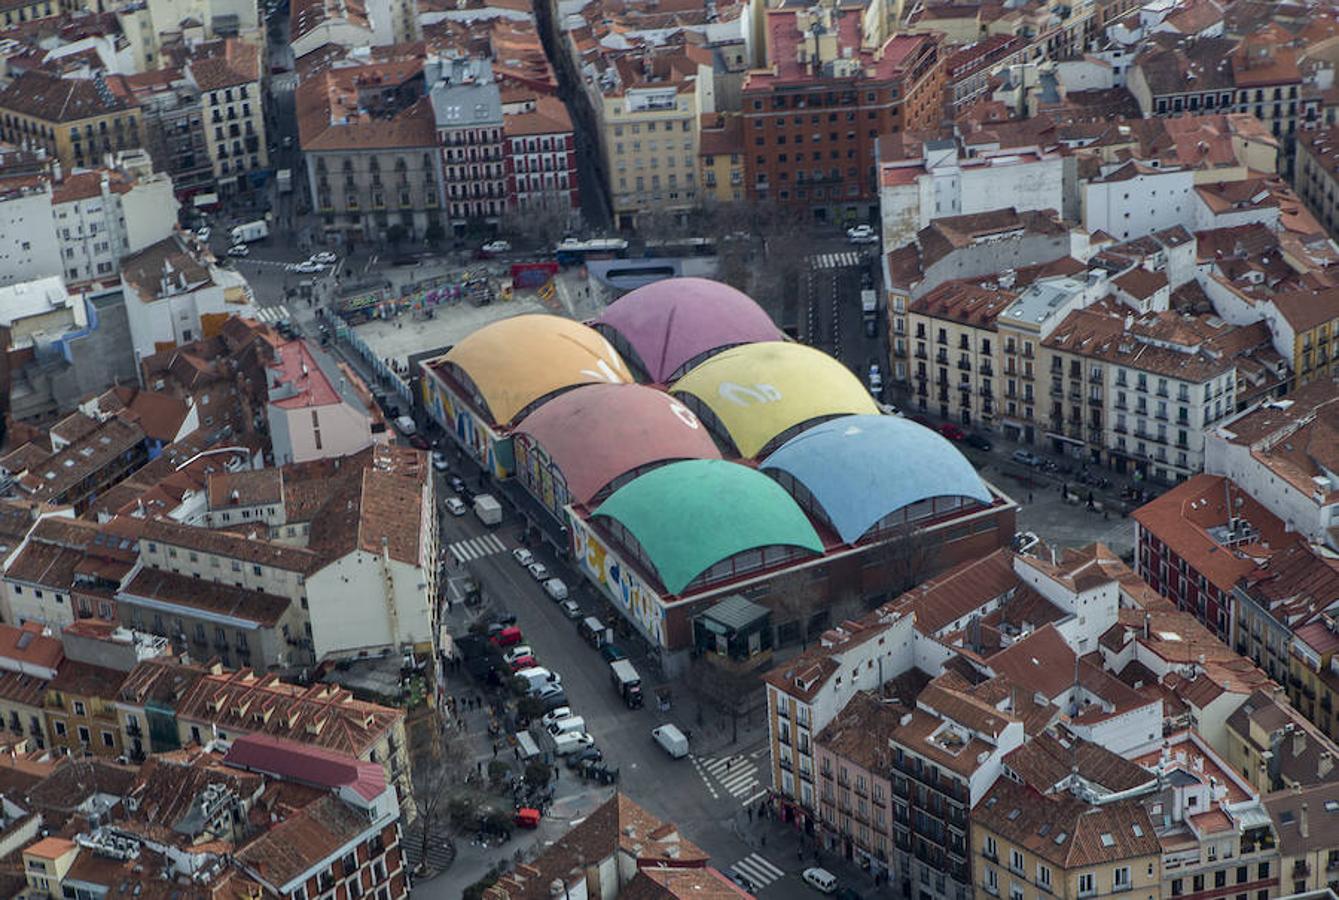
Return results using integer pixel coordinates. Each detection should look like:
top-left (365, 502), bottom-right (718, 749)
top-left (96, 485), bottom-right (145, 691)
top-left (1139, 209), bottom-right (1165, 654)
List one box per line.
top-left (797, 239), bottom-right (887, 396)
top-left (413, 463), bottom-right (875, 899)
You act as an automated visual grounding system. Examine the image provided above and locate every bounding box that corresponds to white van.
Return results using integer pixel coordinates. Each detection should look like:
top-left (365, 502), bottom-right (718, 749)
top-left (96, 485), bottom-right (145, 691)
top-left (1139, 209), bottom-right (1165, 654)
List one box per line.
top-left (546, 715), bottom-right (586, 737)
top-left (802, 868), bottom-right (837, 894)
top-left (651, 724), bottom-right (689, 759)
top-left (394, 415), bottom-right (416, 436)
top-left (516, 666), bottom-right (561, 694)
top-left (552, 731), bottom-right (595, 756)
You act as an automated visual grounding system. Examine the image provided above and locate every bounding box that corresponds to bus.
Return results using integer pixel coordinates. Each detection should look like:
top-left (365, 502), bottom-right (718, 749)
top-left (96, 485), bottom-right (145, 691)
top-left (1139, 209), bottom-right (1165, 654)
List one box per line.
top-left (642, 236), bottom-right (717, 258)
top-left (555, 237), bottom-right (629, 266)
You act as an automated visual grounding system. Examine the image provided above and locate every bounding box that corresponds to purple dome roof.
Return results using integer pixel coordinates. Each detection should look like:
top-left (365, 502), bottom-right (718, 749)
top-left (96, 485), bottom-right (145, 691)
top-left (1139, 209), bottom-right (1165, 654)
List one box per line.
top-left (595, 278), bottom-right (782, 383)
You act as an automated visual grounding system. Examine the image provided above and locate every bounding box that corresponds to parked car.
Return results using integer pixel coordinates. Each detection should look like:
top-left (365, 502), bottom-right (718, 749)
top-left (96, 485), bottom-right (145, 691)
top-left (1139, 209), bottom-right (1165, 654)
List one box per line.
top-left (431, 451), bottom-right (449, 472)
top-left (527, 561), bottom-right (549, 581)
top-left (310, 251), bottom-right (338, 264)
top-left (196, 226), bottom-right (211, 242)
top-left (803, 867), bottom-right (839, 894)
top-left (846, 224), bottom-right (877, 244)
top-left (508, 654), bottom-right (537, 672)
top-left (559, 599), bottom-right (581, 619)
top-left (445, 497), bottom-right (467, 516)
top-left (512, 548), bottom-right (535, 567)
top-left (543, 578), bottom-right (568, 601)
top-left (600, 644), bottom-right (626, 663)
top-left (227, 243), bottom-right (249, 257)
top-left (293, 260), bottom-right (325, 273)
top-left (565, 745), bottom-right (603, 769)
top-left (541, 707), bottom-right (573, 729)
top-left (490, 626), bottom-right (523, 648)
top-left (1012, 449), bottom-right (1043, 467)
top-left (503, 645), bottom-right (534, 666)
top-left (481, 240), bottom-right (511, 255)
top-left (964, 433), bottom-right (993, 451)
top-left (938, 423), bottom-right (966, 441)
top-left (868, 364), bottom-right (883, 394)
top-left (536, 685), bottom-right (567, 709)
top-left (449, 475), bottom-right (467, 494)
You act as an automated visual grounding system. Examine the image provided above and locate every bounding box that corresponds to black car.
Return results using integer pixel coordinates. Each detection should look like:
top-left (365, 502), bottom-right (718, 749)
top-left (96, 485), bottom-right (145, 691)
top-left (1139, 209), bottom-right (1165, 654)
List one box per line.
top-left (448, 476), bottom-right (467, 493)
top-left (566, 746), bottom-right (603, 769)
top-left (964, 433), bottom-right (993, 451)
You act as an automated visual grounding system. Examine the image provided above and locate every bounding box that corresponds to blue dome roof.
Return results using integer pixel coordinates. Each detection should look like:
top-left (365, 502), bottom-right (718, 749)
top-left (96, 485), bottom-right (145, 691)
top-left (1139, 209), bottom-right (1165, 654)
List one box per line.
top-left (760, 415), bottom-right (993, 545)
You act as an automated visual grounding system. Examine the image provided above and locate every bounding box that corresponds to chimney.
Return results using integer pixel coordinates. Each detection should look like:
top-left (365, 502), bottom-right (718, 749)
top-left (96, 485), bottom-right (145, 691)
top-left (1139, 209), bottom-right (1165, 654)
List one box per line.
top-left (1144, 611), bottom-right (1151, 640)
top-left (1294, 730), bottom-right (1307, 758)
top-left (1300, 802), bottom-right (1309, 839)
top-left (1320, 752), bottom-right (1334, 780)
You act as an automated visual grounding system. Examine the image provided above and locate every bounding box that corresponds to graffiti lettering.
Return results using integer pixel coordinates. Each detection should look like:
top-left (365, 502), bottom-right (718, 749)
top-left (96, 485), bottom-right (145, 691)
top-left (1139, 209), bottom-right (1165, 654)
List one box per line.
top-left (717, 381), bottom-right (782, 407)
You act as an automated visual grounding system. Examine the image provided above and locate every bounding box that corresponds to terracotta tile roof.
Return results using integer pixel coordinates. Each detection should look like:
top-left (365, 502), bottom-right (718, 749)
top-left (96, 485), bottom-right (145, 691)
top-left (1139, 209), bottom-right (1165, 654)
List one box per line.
top-left (27, 758), bottom-right (137, 816)
top-left (892, 547), bottom-right (1018, 636)
top-left (1264, 782), bottom-right (1339, 856)
top-left (120, 567), bottom-right (291, 626)
top-left (175, 669), bottom-right (403, 760)
top-left (504, 94), bottom-right (573, 137)
top-left (974, 777), bottom-right (1162, 868)
top-left (623, 868), bottom-right (750, 899)
top-left (120, 234), bottom-right (213, 303)
top-left (697, 111), bottom-right (742, 156)
top-left (117, 658), bottom-right (211, 706)
top-left (1132, 473), bottom-right (1297, 592)
top-left (103, 387), bottom-right (191, 444)
top-left (986, 625), bottom-right (1077, 700)
top-left (296, 61), bottom-right (437, 152)
top-left (50, 659), bottom-right (127, 700)
top-left (910, 279), bottom-right (1017, 329)
top-left (186, 38), bottom-right (260, 92)
top-left (207, 469), bottom-right (283, 510)
top-left (815, 690), bottom-right (900, 772)
top-left (484, 793), bottom-right (708, 900)
top-left (0, 668), bottom-right (49, 707)
top-left (236, 793), bottom-right (372, 889)
top-left (1113, 267), bottom-right (1168, 301)
top-left (1004, 727), bottom-right (1155, 794)
top-left (141, 517), bottom-right (323, 574)
top-left (1270, 287), bottom-right (1339, 333)
top-left (0, 621), bottom-right (63, 670)
top-left (0, 71), bottom-right (133, 122)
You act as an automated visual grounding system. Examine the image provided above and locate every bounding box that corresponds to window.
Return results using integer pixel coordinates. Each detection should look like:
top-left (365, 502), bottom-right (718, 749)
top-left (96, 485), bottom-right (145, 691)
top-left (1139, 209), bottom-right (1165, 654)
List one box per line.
top-left (1258, 863), bottom-right (1269, 880)
top-left (73, 701), bottom-right (85, 716)
top-left (101, 730), bottom-right (114, 748)
top-left (985, 868), bottom-right (999, 896)
top-left (1172, 879), bottom-right (1183, 896)
top-left (1010, 849), bottom-right (1025, 875)
top-left (1038, 864), bottom-right (1052, 890)
top-left (77, 725), bottom-right (91, 744)
top-left (1113, 867), bottom-right (1131, 891)
top-left (54, 720), bottom-right (66, 737)
top-left (1079, 873), bottom-right (1095, 897)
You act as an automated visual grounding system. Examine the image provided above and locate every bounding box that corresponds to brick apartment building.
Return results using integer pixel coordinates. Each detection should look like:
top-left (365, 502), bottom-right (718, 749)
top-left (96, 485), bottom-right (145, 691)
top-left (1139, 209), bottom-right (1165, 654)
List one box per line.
top-left (742, 0), bottom-right (944, 223)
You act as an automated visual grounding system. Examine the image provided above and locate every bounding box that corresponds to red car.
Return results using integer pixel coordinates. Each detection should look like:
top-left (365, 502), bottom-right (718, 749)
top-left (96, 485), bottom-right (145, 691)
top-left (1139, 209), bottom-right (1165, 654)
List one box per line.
top-left (490, 626), bottom-right (523, 648)
top-left (938, 423), bottom-right (966, 441)
top-left (514, 807), bottom-right (541, 829)
top-left (508, 654), bottom-right (536, 671)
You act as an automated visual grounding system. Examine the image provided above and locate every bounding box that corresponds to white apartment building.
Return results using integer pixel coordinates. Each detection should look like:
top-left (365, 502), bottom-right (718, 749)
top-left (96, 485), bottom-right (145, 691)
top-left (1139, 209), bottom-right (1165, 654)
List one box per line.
top-left (878, 140), bottom-right (1065, 250)
top-left (51, 157), bottom-right (179, 284)
top-left (0, 174), bottom-right (60, 287)
top-left (119, 233), bottom-right (256, 362)
top-left (186, 39), bottom-right (268, 198)
top-left (1082, 161), bottom-right (1196, 242)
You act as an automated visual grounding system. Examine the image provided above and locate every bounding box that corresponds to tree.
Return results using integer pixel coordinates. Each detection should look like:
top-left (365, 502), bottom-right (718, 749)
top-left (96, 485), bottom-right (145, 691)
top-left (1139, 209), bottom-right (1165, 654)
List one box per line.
top-left (498, 202), bottom-right (573, 249)
top-left (386, 223), bottom-right (408, 246)
top-left (424, 223), bottom-right (446, 246)
top-left (868, 523), bottom-right (936, 600)
top-left (524, 760), bottom-right (551, 789)
top-left (682, 656), bottom-right (763, 745)
top-left (410, 725), bottom-right (472, 870)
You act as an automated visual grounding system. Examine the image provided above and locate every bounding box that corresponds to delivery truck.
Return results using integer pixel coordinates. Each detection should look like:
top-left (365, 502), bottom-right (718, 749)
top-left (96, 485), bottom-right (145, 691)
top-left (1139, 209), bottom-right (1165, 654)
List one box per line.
top-left (230, 220), bottom-right (270, 243)
top-left (609, 659), bottom-right (643, 709)
top-left (277, 169), bottom-right (292, 193)
top-left (474, 494), bottom-right (502, 526)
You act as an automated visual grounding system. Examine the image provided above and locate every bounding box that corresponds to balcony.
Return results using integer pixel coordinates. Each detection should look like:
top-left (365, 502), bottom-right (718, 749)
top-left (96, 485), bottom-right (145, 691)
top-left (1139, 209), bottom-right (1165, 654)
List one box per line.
top-left (914, 349), bottom-right (927, 360)
top-left (957, 360), bottom-right (971, 371)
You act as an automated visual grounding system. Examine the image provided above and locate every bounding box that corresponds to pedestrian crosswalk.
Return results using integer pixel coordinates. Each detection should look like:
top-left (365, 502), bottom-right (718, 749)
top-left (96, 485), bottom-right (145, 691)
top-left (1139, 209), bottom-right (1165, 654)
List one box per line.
top-left (691, 745), bottom-right (770, 806)
top-left (811, 250), bottom-right (863, 269)
top-left (448, 533), bottom-right (507, 563)
top-left (730, 853), bottom-right (785, 890)
top-left (253, 304), bottom-right (291, 323)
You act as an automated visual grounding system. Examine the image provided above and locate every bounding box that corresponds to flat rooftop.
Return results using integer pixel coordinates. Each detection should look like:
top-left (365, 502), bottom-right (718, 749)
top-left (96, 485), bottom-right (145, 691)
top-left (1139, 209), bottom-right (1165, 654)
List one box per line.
top-left (353, 295), bottom-right (551, 368)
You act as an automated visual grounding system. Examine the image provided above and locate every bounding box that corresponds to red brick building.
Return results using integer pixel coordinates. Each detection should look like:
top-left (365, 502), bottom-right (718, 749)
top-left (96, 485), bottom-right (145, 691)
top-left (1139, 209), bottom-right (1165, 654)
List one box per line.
top-left (504, 94), bottom-right (580, 214)
top-left (742, 1), bottom-right (945, 222)
top-left (1132, 473), bottom-right (1295, 643)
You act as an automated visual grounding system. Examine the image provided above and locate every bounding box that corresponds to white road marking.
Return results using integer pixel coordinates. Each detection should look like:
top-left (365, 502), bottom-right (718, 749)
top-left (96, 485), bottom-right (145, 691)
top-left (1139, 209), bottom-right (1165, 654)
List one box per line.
top-left (732, 852), bottom-right (785, 888)
top-left (448, 533), bottom-right (507, 563)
